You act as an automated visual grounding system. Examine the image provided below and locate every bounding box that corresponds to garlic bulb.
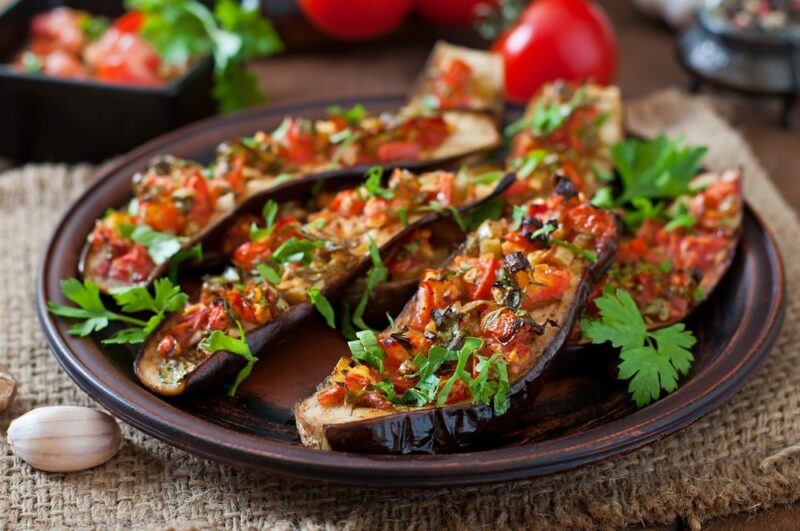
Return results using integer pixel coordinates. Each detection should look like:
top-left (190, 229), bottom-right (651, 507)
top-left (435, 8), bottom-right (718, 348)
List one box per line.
top-left (6, 406), bottom-right (122, 473)
top-left (0, 364), bottom-right (16, 413)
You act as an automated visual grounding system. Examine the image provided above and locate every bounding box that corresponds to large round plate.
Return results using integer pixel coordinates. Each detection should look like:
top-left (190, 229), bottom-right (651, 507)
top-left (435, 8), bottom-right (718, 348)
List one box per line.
top-left (36, 96), bottom-right (786, 487)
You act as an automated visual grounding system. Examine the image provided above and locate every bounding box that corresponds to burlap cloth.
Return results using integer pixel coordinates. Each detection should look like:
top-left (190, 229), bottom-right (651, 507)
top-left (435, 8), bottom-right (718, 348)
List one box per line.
top-left (0, 89), bottom-right (798, 529)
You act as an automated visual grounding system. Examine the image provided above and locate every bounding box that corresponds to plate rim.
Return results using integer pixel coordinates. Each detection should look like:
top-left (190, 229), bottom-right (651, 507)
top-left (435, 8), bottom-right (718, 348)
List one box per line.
top-left (35, 95), bottom-right (787, 487)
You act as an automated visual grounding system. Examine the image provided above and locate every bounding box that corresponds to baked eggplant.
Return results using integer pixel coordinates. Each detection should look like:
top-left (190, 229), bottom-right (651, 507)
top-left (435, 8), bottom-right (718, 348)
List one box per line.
top-left (295, 187), bottom-right (618, 454)
top-left (135, 168), bottom-right (515, 396)
top-left (505, 81), bottom-right (622, 201)
top-left (571, 168), bottom-right (743, 343)
top-left (81, 107), bottom-right (502, 294)
top-left (407, 41), bottom-right (504, 120)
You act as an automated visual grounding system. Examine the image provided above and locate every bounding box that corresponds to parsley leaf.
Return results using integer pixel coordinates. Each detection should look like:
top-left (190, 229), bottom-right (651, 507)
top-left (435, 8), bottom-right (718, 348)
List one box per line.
top-left (580, 288), bottom-right (697, 407)
top-left (250, 199), bottom-right (279, 241)
top-left (200, 319), bottom-right (258, 396)
top-left (130, 0), bottom-right (283, 113)
top-left (348, 330), bottom-right (386, 372)
top-left (352, 238), bottom-right (388, 331)
top-left (308, 286), bottom-right (335, 328)
top-left (47, 278), bottom-right (188, 344)
top-left (610, 136), bottom-right (707, 205)
top-left (664, 201), bottom-right (696, 232)
top-left (119, 224), bottom-right (182, 265)
top-left (511, 205), bottom-right (527, 231)
top-left (362, 166), bottom-right (394, 200)
top-left (419, 202), bottom-right (466, 231)
top-left (510, 149), bottom-right (548, 179)
top-left (270, 237), bottom-right (324, 266)
top-left (505, 89), bottom-right (585, 138)
top-left (436, 337), bottom-right (483, 406)
top-left (256, 262), bottom-right (281, 285)
top-left (550, 238), bottom-right (597, 263)
top-left (327, 104), bottom-right (366, 125)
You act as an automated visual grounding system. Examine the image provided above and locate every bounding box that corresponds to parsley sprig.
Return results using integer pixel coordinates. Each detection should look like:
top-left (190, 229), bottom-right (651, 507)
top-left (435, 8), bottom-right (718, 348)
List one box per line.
top-left (593, 136), bottom-right (707, 230)
top-left (249, 200), bottom-right (278, 242)
top-left (48, 278), bottom-right (188, 345)
top-left (129, 0), bottom-right (283, 113)
top-left (580, 289), bottom-right (696, 407)
top-left (200, 319), bottom-right (258, 396)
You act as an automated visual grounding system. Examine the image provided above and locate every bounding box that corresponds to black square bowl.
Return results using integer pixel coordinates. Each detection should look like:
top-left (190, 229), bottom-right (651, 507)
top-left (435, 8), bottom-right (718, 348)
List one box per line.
top-left (0, 0), bottom-right (216, 162)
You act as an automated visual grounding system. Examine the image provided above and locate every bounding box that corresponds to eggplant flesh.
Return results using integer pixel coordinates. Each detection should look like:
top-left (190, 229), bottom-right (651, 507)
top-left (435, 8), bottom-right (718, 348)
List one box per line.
top-left (134, 173), bottom-right (516, 397)
top-left (407, 41), bottom-right (505, 121)
top-left (81, 109), bottom-right (502, 295)
top-left (295, 210), bottom-right (618, 454)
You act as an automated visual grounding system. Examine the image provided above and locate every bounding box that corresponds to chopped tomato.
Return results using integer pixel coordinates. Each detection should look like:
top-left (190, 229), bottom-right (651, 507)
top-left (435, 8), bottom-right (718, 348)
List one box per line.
top-left (468, 257), bottom-right (499, 300)
top-left (281, 120), bottom-right (316, 165)
top-left (526, 265), bottom-right (570, 305)
top-left (113, 11), bottom-right (145, 34)
top-left (380, 338), bottom-right (411, 372)
top-left (356, 390), bottom-right (393, 409)
top-left (157, 335), bottom-right (180, 358)
top-left (409, 117), bottom-right (450, 148)
top-left (107, 245), bottom-right (155, 282)
top-left (328, 190), bottom-right (365, 217)
top-left (444, 378), bottom-right (470, 404)
top-left (435, 171), bottom-right (454, 206)
top-left (139, 200), bottom-right (181, 233)
top-left (184, 172), bottom-right (215, 227)
top-left (344, 372), bottom-right (370, 392)
top-left (377, 141), bottom-right (421, 163)
top-left (318, 385), bottom-right (346, 407)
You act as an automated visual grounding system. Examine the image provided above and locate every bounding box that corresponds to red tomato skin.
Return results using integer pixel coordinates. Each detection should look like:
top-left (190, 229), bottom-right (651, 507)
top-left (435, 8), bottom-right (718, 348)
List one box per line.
top-left (415, 0), bottom-right (496, 26)
top-left (298, 0), bottom-right (414, 41)
top-left (493, 0), bottom-right (617, 101)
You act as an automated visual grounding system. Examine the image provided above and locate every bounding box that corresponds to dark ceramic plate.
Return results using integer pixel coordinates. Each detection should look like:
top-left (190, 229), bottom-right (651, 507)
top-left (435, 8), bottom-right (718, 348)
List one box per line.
top-left (36, 96), bottom-right (786, 487)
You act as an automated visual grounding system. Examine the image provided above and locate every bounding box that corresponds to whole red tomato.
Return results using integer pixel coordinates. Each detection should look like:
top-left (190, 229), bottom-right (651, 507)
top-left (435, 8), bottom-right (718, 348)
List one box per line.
top-left (493, 0), bottom-right (617, 102)
top-left (415, 0), bottom-right (496, 26)
top-left (299, 0), bottom-right (414, 41)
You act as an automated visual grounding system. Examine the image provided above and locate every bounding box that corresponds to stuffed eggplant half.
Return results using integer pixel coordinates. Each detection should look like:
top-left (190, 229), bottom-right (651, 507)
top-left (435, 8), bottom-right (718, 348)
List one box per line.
top-left (136, 168), bottom-right (514, 396)
top-left (81, 107), bottom-right (502, 294)
top-left (574, 168), bottom-right (742, 339)
top-left (295, 185), bottom-right (619, 454)
top-left (505, 81), bottom-right (622, 201)
top-left (407, 41), bottom-right (504, 120)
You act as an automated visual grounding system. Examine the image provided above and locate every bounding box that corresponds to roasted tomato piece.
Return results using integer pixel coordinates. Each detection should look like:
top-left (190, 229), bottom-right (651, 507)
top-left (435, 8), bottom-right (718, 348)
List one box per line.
top-left (107, 245), bottom-right (156, 282)
top-left (280, 120), bottom-right (316, 165)
top-left (526, 264), bottom-right (570, 305)
top-left (377, 141), bottom-right (421, 163)
top-left (318, 385), bottom-right (346, 407)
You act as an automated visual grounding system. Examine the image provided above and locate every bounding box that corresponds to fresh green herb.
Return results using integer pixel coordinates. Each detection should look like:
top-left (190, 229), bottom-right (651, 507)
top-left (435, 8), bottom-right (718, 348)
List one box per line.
top-left (250, 199), bottom-right (279, 241)
top-left (273, 172), bottom-right (293, 184)
top-left (308, 286), bottom-right (335, 328)
top-left (510, 149), bottom-right (548, 179)
top-left (270, 237), bottom-right (324, 266)
top-left (348, 330), bottom-right (386, 373)
top-left (330, 128), bottom-right (366, 165)
top-left (200, 320), bottom-right (258, 396)
top-left (352, 238), bottom-right (388, 331)
top-left (129, 0), bottom-right (283, 113)
top-left (664, 202), bottom-right (696, 232)
top-left (470, 353), bottom-right (511, 414)
top-left (551, 239), bottom-right (597, 263)
top-left (119, 224), bottom-right (182, 265)
top-left (461, 197), bottom-right (505, 231)
top-left (420, 202), bottom-right (466, 231)
top-left (620, 197), bottom-right (665, 230)
top-left (168, 243), bottom-right (203, 282)
top-left (47, 278), bottom-right (187, 344)
top-left (580, 289), bottom-right (696, 407)
top-left (398, 208), bottom-right (409, 227)
top-left (470, 170), bottom-right (506, 185)
top-left (659, 260), bottom-right (673, 273)
top-left (505, 89), bottom-right (586, 138)
top-left (256, 262), bottom-right (281, 285)
top-left (511, 205), bottom-right (527, 231)
top-left (327, 104), bottom-right (366, 125)
top-left (530, 222), bottom-right (557, 241)
top-left (77, 12), bottom-right (110, 40)
top-left (610, 136), bottom-right (707, 205)
top-left (436, 337), bottom-right (483, 406)
top-left (362, 166), bottom-right (394, 200)
top-left (340, 303), bottom-right (357, 341)
top-left (20, 52), bottom-right (42, 73)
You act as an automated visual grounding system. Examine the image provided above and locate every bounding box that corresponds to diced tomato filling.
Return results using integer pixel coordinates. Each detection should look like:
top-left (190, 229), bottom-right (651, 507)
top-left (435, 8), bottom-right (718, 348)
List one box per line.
top-left (279, 120), bottom-right (316, 165)
top-left (527, 265), bottom-right (570, 305)
top-left (107, 245), bottom-right (156, 282)
top-left (318, 385), bottom-right (346, 407)
top-left (434, 58), bottom-right (473, 109)
top-left (377, 141), bottom-right (421, 163)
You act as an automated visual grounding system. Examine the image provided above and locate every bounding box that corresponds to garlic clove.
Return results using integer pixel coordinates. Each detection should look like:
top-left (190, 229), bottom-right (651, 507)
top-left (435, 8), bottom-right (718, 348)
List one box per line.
top-left (7, 406), bottom-right (122, 473)
top-left (0, 363), bottom-right (16, 413)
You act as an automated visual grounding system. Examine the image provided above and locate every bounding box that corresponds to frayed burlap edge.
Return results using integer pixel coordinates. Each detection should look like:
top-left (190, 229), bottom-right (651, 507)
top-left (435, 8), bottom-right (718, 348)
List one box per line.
top-left (1, 89), bottom-right (798, 530)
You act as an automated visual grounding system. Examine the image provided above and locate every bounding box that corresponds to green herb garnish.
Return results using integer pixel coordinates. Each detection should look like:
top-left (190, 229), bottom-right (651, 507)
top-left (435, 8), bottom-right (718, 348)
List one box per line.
top-left (580, 289), bottom-right (696, 407)
top-left (362, 166), bottom-right (394, 200)
top-left (351, 238), bottom-right (388, 331)
top-left (119, 224), bottom-right (183, 265)
top-left (348, 330), bottom-right (386, 373)
top-left (200, 320), bottom-right (258, 396)
top-left (250, 199), bottom-right (279, 241)
top-left (327, 104), bottom-right (366, 125)
top-left (308, 286), bottom-right (335, 328)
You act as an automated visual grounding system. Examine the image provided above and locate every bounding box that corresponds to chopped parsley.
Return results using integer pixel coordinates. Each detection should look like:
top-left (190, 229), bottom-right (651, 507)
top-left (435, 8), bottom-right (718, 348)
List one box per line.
top-left (348, 330), bottom-right (386, 373)
top-left (308, 286), bottom-right (335, 328)
top-left (362, 166), bottom-right (394, 200)
top-left (351, 238), bottom-right (388, 331)
top-left (269, 237), bottom-right (324, 266)
top-left (326, 103), bottom-right (366, 125)
top-left (119, 224), bottom-right (183, 265)
top-left (250, 200), bottom-right (279, 241)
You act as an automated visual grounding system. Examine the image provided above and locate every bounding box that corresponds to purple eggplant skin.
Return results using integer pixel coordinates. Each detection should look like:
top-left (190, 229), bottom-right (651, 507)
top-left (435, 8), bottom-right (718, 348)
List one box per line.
top-left (317, 227), bottom-right (619, 455)
top-left (134, 173), bottom-right (517, 397)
